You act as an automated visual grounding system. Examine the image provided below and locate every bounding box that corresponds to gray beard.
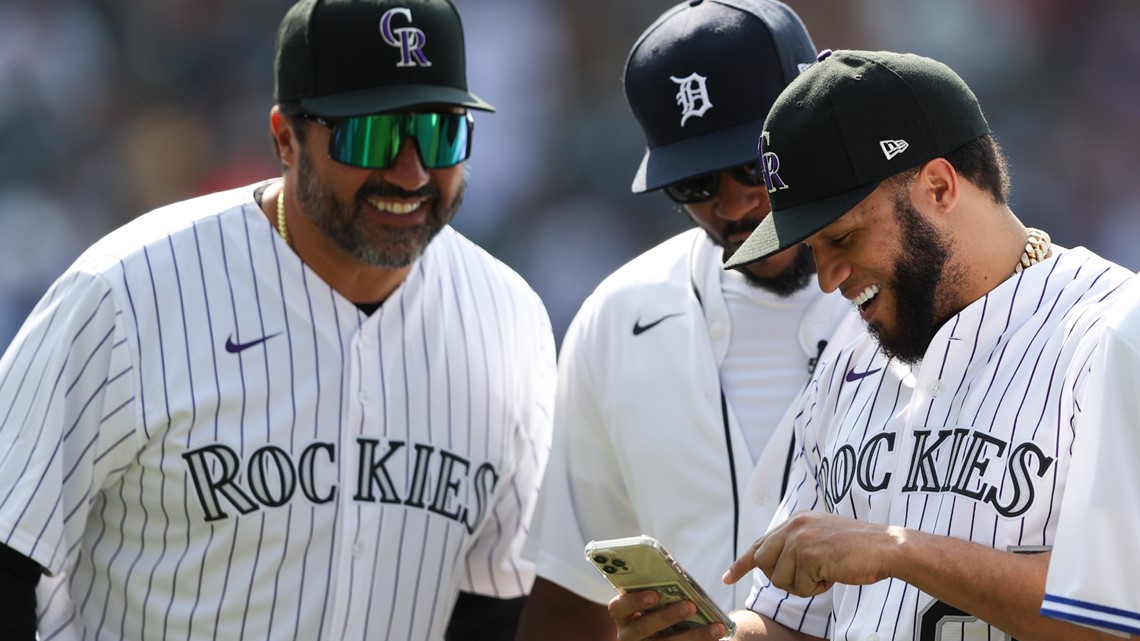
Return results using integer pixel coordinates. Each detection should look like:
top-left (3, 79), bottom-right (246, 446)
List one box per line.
top-left (294, 149), bottom-right (463, 268)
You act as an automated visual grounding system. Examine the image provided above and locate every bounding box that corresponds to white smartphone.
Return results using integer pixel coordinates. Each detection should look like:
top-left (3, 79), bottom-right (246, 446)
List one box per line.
top-left (584, 535), bottom-right (735, 639)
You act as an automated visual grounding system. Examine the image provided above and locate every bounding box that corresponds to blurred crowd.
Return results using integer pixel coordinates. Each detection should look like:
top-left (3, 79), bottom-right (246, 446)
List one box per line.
top-left (2, 0), bottom-right (1138, 348)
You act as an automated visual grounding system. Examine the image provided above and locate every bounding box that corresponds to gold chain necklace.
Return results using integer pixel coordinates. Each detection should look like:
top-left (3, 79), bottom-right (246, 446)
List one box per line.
top-left (1013, 227), bottom-right (1051, 275)
top-left (276, 187), bottom-right (292, 248)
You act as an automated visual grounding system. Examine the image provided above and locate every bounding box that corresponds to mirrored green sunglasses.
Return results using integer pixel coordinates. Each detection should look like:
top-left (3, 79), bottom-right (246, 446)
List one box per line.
top-left (299, 111), bottom-right (473, 169)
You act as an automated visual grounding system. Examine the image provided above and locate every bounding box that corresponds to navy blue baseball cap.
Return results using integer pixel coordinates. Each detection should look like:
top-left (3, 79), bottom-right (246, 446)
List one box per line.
top-left (725, 50), bottom-right (990, 268)
top-left (274, 0), bottom-right (494, 117)
top-left (624, 0), bottom-right (817, 193)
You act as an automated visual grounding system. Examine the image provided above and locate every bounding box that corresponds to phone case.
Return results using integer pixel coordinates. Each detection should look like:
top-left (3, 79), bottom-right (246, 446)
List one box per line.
top-left (584, 535), bottom-right (735, 639)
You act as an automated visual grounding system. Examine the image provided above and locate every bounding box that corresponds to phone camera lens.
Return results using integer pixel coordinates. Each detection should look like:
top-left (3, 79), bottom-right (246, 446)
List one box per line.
top-left (612, 558), bottom-right (626, 568)
top-left (603, 566), bottom-right (617, 574)
top-left (592, 555), bottom-right (608, 564)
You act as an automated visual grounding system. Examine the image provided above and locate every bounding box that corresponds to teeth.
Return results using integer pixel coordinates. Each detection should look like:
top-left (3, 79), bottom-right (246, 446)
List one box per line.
top-left (368, 197), bottom-right (420, 215)
top-left (852, 284), bottom-right (881, 307)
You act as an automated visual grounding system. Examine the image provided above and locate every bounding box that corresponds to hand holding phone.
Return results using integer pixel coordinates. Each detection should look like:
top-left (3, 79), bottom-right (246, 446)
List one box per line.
top-left (584, 535), bottom-right (735, 639)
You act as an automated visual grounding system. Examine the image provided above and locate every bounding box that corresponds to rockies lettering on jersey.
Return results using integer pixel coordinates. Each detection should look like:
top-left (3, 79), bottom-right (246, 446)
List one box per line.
top-left (183, 439), bottom-right (499, 532)
top-left (817, 427), bottom-right (1054, 518)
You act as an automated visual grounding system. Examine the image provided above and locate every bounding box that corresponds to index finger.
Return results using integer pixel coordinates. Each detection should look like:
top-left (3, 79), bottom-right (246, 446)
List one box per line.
top-left (722, 536), bottom-right (766, 585)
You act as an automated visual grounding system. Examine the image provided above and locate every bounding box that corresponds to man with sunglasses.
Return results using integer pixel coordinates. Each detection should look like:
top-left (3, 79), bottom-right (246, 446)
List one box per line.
top-left (0, 1), bottom-right (555, 640)
top-left (516, 2), bottom-right (859, 639)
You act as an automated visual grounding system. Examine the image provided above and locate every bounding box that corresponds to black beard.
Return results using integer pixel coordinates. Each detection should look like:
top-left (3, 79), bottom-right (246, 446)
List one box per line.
top-left (715, 215), bottom-right (816, 297)
top-left (294, 148), bottom-right (462, 268)
top-left (725, 243), bottom-right (817, 297)
top-left (866, 195), bottom-right (960, 365)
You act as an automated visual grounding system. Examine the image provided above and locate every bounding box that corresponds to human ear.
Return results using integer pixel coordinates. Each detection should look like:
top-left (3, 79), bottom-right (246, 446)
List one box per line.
top-left (270, 107), bottom-right (298, 169)
top-left (918, 158), bottom-right (959, 213)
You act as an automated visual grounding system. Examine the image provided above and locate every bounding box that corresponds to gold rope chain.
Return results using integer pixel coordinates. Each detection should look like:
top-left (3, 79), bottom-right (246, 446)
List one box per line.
top-left (276, 187), bottom-right (292, 248)
top-left (1014, 227), bottom-right (1051, 275)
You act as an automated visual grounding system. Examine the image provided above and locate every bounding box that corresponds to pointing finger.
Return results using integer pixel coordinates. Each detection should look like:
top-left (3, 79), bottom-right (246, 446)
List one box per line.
top-left (722, 537), bottom-right (765, 584)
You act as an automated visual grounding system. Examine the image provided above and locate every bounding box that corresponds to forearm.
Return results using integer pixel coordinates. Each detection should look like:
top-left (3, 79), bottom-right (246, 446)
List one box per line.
top-left (729, 610), bottom-right (822, 641)
top-left (515, 578), bottom-right (615, 641)
top-left (892, 530), bottom-right (1121, 641)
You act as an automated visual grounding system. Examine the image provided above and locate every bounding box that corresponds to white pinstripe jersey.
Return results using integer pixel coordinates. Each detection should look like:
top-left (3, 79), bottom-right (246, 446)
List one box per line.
top-left (0, 182), bottom-right (556, 641)
top-left (1042, 275), bottom-right (1140, 637)
top-left (744, 247), bottom-right (1133, 641)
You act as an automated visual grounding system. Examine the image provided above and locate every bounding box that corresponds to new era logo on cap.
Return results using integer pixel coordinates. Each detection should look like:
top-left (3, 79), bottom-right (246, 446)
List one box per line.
top-left (880, 139), bottom-right (909, 160)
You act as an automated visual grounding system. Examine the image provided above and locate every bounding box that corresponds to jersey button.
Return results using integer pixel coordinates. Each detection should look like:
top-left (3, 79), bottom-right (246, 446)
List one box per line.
top-left (359, 390), bottom-right (370, 405)
top-left (709, 323), bottom-right (726, 340)
top-left (865, 635), bottom-right (880, 641)
top-left (352, 541), bottom-right (364, 556)
top-left (753, 489), bottom-right (771, 505)
top-left (359, 335), bottom-right (372, 348)
top-left (928, 381), bottom-right (943, 397)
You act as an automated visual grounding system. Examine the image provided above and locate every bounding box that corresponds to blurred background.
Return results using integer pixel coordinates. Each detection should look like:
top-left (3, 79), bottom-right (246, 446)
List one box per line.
top-left (1, 0), bottom-right (1138, 349)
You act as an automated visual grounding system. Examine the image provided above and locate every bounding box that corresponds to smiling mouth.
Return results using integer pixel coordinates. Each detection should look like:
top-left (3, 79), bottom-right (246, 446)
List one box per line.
top-left (367, 196), bottom-right (424, 215)
top-left (852, 284), bottom-right (881, 312)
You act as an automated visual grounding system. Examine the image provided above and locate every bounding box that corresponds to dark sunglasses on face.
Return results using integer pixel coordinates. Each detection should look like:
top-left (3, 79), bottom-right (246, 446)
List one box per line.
top-left (298, 111), bottom-right (474, 169)
top-left (663, 161), bottom-right (766, 204)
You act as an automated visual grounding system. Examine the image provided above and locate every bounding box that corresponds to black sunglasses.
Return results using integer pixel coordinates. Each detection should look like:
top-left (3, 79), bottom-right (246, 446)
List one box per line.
top-left (663, 162), bottom-right (766, 204)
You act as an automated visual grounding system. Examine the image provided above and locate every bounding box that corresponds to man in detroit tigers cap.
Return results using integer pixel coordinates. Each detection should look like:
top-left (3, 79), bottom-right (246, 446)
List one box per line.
top-left (516, 3), bottom-right (862, 641)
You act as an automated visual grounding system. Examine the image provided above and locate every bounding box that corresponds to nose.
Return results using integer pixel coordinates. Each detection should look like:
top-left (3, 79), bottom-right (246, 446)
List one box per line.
top-left (714, 173), bottom-right (768, 221)
top-left (382, 139), bottom-right (431, 191)
top-left (810, 246), bottom-right (851, 294)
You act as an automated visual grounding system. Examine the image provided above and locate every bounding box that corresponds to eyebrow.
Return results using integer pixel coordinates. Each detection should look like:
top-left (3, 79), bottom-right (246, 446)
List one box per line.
top-left (819, 214), bottom-right (859, 240)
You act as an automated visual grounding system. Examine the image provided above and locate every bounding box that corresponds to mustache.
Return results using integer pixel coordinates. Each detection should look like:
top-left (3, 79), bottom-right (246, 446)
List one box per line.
top-left (357, 182), bottom-right (440, 202)
top-left (721, 218), bottom-right (761, 240)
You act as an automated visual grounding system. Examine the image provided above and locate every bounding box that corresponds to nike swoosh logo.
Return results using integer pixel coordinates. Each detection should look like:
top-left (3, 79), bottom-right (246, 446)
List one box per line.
top-left (225, 332), bottom-right (282, 354)
top-left (844, 367), bottom-right (882, 382)
top-left (632, 313), bottom-right (683, 336)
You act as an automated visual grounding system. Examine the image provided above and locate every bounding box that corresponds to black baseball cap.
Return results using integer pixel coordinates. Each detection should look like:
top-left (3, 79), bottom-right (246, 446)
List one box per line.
top-left (625, 0), bottom-right (817, 193)
top-left (274, 0), bottom-right (494, 117)
top-left (725, 49), bottom-right (990, 268)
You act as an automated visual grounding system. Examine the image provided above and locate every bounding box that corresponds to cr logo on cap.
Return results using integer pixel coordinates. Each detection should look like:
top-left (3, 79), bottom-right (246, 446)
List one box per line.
top-left (759, 131), bottom-right (788, 193)
top-left (380, 8), bottom-right (432, 68)
top-left (670, 73), bottom-right (713, 127)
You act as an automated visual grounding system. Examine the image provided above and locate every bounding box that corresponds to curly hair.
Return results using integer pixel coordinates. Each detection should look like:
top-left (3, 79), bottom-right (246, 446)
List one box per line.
top-left (884, 134), bottom-right (1011, 206)
top-left (942, 134), bottom-right (1012, 205)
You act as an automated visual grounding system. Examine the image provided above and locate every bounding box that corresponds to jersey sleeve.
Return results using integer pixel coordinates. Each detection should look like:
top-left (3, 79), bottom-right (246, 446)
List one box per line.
top-left (743, 376), bottom-right (833, 638)
top-left (1041, 323), bottom-right (1140, 636)
top-left (524, 301), bottom-right (636, 605)
top-left (460, 292), bottom-right (556, 599)
top-left (0, 270), bottom-right (141, 576)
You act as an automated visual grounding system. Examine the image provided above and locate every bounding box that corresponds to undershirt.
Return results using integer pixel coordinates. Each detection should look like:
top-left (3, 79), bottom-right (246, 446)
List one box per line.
top-left (719, 268), bottom-right (818, 463)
